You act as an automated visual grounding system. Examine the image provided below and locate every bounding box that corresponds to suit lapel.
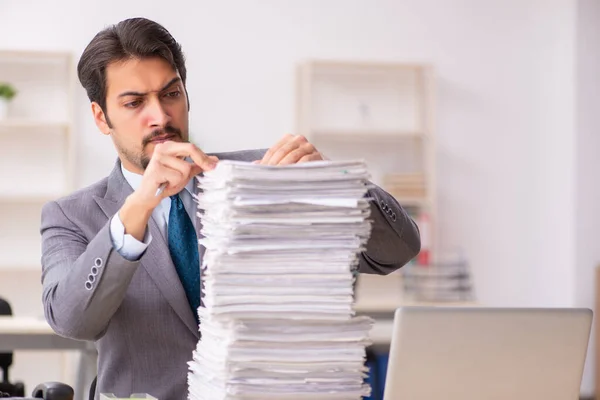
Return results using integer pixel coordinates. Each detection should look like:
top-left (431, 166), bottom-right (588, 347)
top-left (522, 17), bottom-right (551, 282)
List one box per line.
top-left (94, 160), bottom-right (199, 338)
top-left (144, 216), bottom-right (200, 337)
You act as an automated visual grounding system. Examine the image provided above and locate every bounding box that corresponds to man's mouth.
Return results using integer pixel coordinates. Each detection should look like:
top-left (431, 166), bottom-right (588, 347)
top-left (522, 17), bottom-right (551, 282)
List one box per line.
top-left (150, 134), bottom-right (176, 144)
top-left (142, 126), bottom-right (183, 147)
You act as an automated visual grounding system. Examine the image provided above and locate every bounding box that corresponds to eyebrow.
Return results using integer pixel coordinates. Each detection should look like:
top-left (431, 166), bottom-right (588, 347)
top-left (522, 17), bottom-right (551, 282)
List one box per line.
top-left (118, 77), bottom-right (182, 98)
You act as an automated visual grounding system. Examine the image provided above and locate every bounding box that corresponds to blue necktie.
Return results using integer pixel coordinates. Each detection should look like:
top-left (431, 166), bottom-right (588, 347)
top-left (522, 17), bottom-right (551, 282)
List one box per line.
top-left (168, 194), bottom-right (201, 324)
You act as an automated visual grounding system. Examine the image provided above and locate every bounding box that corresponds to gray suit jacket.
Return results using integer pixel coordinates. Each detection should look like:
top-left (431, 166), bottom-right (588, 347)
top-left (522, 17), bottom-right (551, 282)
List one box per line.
top-left (40, 149), bottom-right (420, 400)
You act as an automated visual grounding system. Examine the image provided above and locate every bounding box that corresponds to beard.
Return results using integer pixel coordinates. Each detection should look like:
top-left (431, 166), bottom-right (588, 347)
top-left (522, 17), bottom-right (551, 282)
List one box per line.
top-left (118, 124), bottom-right (185, 171)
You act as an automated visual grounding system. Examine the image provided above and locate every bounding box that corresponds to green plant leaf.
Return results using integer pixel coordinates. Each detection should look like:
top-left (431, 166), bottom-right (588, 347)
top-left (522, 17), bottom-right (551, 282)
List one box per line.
top-left (0, 83), bottom-right (17, 100)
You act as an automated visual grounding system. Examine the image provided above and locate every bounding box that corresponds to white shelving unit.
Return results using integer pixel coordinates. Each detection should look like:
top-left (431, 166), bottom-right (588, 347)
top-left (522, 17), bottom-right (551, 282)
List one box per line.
top-left (0, 120), bottom-right (71, 129)
top-left (0, 50), bottom-right (76, 270)
top-left (295, 60), bottom-right (437, 312)
top-left (0, 50), bottom-right (79, 394)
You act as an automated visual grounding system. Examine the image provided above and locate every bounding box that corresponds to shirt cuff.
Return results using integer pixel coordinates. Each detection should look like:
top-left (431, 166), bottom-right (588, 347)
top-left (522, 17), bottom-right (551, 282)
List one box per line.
top-left (109, 213), bottom-right (152, 261)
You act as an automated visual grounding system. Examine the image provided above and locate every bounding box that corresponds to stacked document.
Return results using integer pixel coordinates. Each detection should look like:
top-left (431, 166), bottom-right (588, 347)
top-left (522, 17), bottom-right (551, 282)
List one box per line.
top-left (188, 160), bottom-right (375, 400)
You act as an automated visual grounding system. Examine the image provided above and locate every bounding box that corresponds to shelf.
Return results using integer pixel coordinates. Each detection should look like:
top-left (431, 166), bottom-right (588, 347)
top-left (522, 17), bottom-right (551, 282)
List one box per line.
top-left (0, 265), bottom-right (41, 272)
top-left (0, 120), bottom-right (70, 130)
top-left (297, 59), bottom-right (437, 278)
top-left (355, 299), bottom-right (478, 314)
top-left (0, 194), bottom-right (65, 203)
top-left (311, 130), bottom-right (425, 142)
top-left (392, 197), bottom-right (429, 207)
top-left (308, 60), bottom-right (429, 75)
top-left (0, 50), bottom-right (71, 64)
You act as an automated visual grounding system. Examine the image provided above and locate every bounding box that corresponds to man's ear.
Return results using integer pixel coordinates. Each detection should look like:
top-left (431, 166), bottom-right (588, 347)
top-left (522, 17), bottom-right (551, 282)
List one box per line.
top-left (91, 102), bottom-right (111, 135)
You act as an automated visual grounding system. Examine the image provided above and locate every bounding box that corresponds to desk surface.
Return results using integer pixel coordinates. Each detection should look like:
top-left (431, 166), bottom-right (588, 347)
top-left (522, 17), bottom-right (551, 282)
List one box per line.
top-left (0, 316), bottom-right (90, 351)
top-left (354, 300), bottom-right (477, 314)
top-left (0, 316), bottom-right (55, 334)
top-left (0, 316), bottom-right (391, 348)
top-left (0, 300), bottom-right (477, 348)
top-left (369, 319), bottom-right (392, 345)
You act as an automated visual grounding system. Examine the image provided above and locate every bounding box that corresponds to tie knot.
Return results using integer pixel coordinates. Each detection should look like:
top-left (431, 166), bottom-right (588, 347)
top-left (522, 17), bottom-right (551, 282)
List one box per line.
top-left (170, 194), bottom-right (184, 210)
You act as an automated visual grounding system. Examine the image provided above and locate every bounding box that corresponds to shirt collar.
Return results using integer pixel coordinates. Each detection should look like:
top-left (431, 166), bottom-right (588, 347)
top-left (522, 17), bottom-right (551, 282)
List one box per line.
top-left (120, 160), bottom-right (196, 197)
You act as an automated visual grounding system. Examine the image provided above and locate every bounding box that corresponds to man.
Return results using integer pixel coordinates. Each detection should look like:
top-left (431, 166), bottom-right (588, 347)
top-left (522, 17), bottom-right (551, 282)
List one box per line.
top-left (40, 17), bottom-right (420, 400)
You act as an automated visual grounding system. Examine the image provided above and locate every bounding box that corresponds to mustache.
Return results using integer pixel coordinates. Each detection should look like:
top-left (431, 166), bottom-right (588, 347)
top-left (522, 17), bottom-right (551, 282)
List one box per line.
top-left (142, 125), bottom-right (182, 147)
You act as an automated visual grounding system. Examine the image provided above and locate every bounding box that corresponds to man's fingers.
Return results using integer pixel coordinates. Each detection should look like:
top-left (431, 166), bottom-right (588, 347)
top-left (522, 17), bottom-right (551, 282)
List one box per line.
top-left (261, 133), bottom-right (294, 164)
top-left (158, 155), bottom-right (193, 179)
top-left (278, 143), bottom-right (316, 165)
top-left (155, 141), bottom-right (218, 171)
top-left (154, 166), bottom-right (184, 195)
top-left (188, 146), bottom-right (218, 171)
top-left (188, 156), bottom-right (217, 179)
top-left (298, 153), bottom-right (322, 163)
top-left (188, 164), bottom-right (203, 179)
top-left (267, 136), bottom-right (308, 165)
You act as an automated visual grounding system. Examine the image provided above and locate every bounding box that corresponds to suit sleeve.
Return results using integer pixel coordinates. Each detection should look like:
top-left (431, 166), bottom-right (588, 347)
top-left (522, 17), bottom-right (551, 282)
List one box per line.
top-left (358, 182), bottom-right (421, 275)
top-left (40, 200), bottom-right (142, 341)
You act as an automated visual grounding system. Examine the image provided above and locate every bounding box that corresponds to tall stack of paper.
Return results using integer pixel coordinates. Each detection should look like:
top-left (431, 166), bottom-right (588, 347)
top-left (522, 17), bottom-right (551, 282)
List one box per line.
top-left (188, 160), bottom-right (375, 400)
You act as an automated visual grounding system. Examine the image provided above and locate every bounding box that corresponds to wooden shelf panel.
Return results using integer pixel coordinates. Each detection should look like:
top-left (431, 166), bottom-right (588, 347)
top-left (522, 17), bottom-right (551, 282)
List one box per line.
top-left (0, 120), bottom-right (70, 130)
top-left (311, 130), bottom-right (426, 142)
top-left (392, 197), bottom-right (430, 207)
top-left (0, 50), bottom-right (71, 64)
top-left (354, 299), bottom-right (477, 314)
top-left (0, 194), bottom-right (65, 203)
top-left (0, 265), bottom-right (41, 272)
top-left (308, 60), bottom-right (430, 75)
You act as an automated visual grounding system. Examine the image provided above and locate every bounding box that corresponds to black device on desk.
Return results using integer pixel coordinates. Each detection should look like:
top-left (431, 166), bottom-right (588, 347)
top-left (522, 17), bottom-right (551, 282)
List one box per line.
top-left (0, 382), bottom-right (74, 400)
top-left (0, 298), bottom-right (74, 400)
top-left (0, 298), bottom-right (24, 397)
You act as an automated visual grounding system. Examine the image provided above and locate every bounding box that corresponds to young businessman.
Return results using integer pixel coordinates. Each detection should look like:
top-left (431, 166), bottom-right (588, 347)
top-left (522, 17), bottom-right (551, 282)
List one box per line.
top-left (40, 17), bottom-right (421, 400)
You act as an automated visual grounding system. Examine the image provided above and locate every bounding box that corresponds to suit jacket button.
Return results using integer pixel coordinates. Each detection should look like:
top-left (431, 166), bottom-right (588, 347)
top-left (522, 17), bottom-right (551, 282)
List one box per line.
top-left (85, 281), bottom-right (93, 290)
top-left (94, 258), bottom-right (103, 268)
top-left (91, 266), bottom-right (99, 276)
top-left (392, 212), bottom-right (397, 221)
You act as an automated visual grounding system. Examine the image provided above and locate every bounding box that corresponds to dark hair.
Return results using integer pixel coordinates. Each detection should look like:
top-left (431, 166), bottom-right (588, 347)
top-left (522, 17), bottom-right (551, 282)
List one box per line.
top-left (77, 17), bottom-right (188, 116)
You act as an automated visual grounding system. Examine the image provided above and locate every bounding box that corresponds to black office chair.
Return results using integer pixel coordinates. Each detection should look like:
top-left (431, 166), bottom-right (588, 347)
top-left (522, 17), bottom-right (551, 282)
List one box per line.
top-left (30, 382), bottom-right (74, 400)
top-left (0, 381), bottom-right (74, 399)
top-left (0, 298), bottom-right (25, 397)
top-left (88, 377), bottom-right (96, 400)
top-left (0, 297), bottom-right (74, 400)
top-left (365, 348), bottom-right (381, 400)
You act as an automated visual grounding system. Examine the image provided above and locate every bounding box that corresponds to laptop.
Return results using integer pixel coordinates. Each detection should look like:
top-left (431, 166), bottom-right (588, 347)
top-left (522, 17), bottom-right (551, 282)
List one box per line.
top-left (382, 307), bottom-right (592, 400)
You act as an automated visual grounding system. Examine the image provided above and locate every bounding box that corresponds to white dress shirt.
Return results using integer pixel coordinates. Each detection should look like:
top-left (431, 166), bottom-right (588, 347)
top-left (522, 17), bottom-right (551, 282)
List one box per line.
top-left (110, 163), bottom-right (197, 261)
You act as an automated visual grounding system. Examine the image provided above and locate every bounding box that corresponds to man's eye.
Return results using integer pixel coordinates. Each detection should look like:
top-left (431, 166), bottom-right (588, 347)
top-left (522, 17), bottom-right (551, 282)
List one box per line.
top-left (165, 90), bottom-right (180, 98)
top-left (125, 100), bottom-right (141, 108)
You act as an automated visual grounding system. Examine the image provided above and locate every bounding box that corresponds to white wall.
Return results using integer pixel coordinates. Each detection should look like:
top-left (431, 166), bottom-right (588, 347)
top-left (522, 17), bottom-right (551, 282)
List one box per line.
top-left (576, 0), bottom-right (600, 394)
top-left (0, 0), bottom-right (590, 396)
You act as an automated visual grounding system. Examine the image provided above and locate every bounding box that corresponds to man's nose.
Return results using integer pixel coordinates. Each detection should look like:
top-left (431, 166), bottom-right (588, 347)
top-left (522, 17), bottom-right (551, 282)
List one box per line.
top-left (147, 97), bottom-right (171, 127)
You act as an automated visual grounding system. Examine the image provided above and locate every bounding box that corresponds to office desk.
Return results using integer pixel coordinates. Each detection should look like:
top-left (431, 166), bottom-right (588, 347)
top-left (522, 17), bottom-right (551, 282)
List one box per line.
top-left (0, 316), bottom-right (97, 399)
top-left (369, 319), bottom-right (393, 346)
top-left (0, 305), bottom-right (469, 398)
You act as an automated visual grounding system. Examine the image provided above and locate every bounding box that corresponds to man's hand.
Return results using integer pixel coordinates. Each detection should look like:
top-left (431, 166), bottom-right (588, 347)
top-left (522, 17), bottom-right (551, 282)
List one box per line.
top-left (258, 134), bottom-right (324, 165)
top-left (120, 141), bottom-right (218, 240)
top-left (136, 141), bottom-right (217, 207)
